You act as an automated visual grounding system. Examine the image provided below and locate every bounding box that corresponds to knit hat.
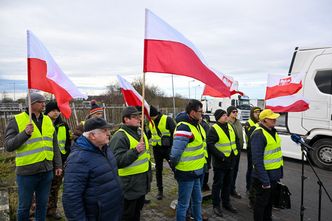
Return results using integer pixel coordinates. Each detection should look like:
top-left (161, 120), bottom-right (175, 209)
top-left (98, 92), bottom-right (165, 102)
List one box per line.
top-left (214, 109), bottom-right (226, 121)
top-left (45, 101), bottom-right (60, 115)
top-left (150, 105), bottom-right (159, 117)
top-left (84, 118), bottom-right (113, 132)
top-left (89, 100), bottom-right (103, 115)
top-left (26, 92), bottom-right (45, 105)
top-left (227, 106), bottom-right (238, 116)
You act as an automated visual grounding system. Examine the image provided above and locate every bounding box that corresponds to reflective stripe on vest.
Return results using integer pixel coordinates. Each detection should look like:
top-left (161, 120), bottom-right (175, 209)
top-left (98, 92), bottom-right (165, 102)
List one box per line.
top-left (148, 115), bottom-right (171, 146)
top-left (212, 123), bottom-right (238, 157)
top-left (15, 112), bottom-right (55, 166)
top-left (57, 125), bottom-right (67, 155)
top-left (117, 129), bottom-right (150, 176)
top-left (175, 122), bottom-right (205, 171)
top-left (254, 126), bottom-right (283, 170)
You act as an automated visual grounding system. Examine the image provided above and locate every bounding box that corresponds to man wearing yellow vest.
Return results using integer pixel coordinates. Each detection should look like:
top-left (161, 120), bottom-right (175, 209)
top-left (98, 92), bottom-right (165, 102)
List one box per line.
top-left (44, 101), bottom-right (72, 219)
top-left (148, 105), bottom-right (175, 200)
top-left (4, 93), bottom-right (62, 221)
top-left (251, 109), bottom-right (284, 221)
top-left (207, 109), bottom-right (238, 217)
top-left (170, 99), bottom-right (206, 221)
top-left (110, 106), bottom-right (151, 221)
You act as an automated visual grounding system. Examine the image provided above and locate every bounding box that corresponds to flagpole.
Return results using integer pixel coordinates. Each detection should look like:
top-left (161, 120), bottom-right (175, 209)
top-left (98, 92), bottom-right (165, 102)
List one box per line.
top-left (27, 30), bottom-right (32, 123)
top-left (172, 74), bottom-right (176, 117)
top-left (141, 72), bottom-right (146, 141)
top-left (72, 102), bottom-right (79, 126)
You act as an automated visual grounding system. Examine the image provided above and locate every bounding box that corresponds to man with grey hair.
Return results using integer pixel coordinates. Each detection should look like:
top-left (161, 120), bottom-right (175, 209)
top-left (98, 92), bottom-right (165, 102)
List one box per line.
top-left (63, 117), bottom-right (123, 221)
top-left (4, 92), bottom-right (62, 221)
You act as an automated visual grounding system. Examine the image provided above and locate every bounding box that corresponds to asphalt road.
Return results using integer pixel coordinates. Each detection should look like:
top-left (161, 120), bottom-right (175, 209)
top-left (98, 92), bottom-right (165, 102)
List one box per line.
top-left (219, 151), bottom-right (332, 221)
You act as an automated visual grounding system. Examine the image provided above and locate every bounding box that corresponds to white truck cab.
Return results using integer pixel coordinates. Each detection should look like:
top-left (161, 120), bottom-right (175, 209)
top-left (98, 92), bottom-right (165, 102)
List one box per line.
top-left (286, 47), bottom-right (332, 170)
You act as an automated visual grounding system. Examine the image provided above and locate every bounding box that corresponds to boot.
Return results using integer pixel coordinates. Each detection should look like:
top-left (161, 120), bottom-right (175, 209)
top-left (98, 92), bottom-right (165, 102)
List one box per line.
top-left (156, 190), bottom-right (163, 200)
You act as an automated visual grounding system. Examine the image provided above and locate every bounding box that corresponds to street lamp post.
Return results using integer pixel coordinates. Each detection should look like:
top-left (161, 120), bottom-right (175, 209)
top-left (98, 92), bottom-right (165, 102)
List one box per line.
top-left (194, 84), bottom-right (201, 100)
top-left (188, 80), bottom-right (194, 99)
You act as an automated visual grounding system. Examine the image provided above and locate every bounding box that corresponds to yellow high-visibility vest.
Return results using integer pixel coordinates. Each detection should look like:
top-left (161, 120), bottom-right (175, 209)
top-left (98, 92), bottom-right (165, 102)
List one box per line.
top-left (175, 122), bottom-right (206, 171)
top-left (57, 125), bottom-right (67, 155)
top-left (148, 115), bottom-right (171, 146)
top-left (15, 112), bottom-right (55, 166)
top-left (212, 123), bottom-right (238, 157)
top-left (254, 126), bottom-right (283, 170)
top-left (117, 129), bottom-right (150, 176)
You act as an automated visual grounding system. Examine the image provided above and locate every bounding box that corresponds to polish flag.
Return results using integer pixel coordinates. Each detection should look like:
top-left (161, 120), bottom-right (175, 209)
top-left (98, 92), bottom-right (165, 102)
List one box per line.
top-left (144, 9), bottom-right (231, 97)
top-left (265, 73), bottom-right (309, 112)
top-left (27, 30), bottom-right (87, 118)
top-left (203, 79), bottom-right (243, 97)
top-left (117, 75), bottom-right (151, 119)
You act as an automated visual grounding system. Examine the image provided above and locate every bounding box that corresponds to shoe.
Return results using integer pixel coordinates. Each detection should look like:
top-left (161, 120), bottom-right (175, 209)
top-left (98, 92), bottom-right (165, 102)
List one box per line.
top-left (213, 207), bottom-right (223, 217)
top-left (144, 199), bottom-right (151, 204)
top-left (47, 211), bottom-right (62, 220)
top-left (231, 191), bottom-right (242, 199)
top-left (156, 191), bottom-right (163, 200)
top-left (223, 204), bottom-right (238, 214)
top-left (202, 210), bottom-right (209, 221)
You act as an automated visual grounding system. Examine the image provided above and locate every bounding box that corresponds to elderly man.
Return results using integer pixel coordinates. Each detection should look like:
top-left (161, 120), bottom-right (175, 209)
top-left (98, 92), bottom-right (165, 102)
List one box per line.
top-left (110, 106), bottom-right (151, 221)
top-left (62, 117), bottom-right (123, 221)
top-left (251, 109), bottom-right (284, 221)
top-left (4, 92), bottom-right (62, 221)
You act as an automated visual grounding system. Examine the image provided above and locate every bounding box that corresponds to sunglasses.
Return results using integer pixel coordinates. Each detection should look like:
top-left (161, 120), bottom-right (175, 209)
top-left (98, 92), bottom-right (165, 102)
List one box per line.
top-left (232, 110), bottom-right (238, 113)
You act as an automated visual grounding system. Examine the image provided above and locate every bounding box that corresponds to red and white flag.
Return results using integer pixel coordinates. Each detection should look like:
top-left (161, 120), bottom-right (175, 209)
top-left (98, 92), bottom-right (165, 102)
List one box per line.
top-left (265, 73), bottom-right (309, 112)
top-left (203, 78), bottom-right (243, 97)
top-left (117, 75), bottom-right (151, 119)
top-left (27, 30), bottom-right (87, 118)
top-left (143, 9), bottom-right (231, 97)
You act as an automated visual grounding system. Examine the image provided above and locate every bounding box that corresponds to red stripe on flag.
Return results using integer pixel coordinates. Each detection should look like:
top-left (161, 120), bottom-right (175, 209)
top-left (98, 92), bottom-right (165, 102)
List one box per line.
top-left (28, 58), bottom-right (73, 118)
top-left (266, 100), bottom-right (309, 112)
top-left (265, 83), bottom-right (302, 100)
top-left (144, 39), bottom-right (230, 97)
top-left (121, 88), bottom-right (151, 120)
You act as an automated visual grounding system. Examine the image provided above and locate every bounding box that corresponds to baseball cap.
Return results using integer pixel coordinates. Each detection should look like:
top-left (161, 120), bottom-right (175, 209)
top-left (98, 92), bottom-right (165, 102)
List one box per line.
top-left (259, 109), bottom-right (280, 120)
top-left (84, 118), bottom-right (113, 132)
top-left (121, 106), bottom-right (141, 118)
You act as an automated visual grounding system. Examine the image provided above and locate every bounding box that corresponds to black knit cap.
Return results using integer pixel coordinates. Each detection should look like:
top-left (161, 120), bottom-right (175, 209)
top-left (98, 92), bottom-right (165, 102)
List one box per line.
top-left (45, 101), bottom-right (60, 115)
top-left (227, 105), bottom-right (238, 116)
top-left (84, 118), bottom-right (113, 132)
top-left (149, 105), bottom-right (159, 117)
top-left (214, 109), bottom-right (226, 121)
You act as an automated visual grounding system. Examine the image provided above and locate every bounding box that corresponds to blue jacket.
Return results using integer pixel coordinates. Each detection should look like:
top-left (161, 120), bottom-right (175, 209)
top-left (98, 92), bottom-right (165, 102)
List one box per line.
top-left (62, 136), bottom-right (123, 221)
top-left (251, 124), bottom-right (283, 186)
top-left (170, 112), bottom-right (204, 181)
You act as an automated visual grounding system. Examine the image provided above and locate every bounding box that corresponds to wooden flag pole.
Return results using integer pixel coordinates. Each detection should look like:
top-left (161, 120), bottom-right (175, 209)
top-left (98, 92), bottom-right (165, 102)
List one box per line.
top-left (27, 89), bottom-right (32, 123)
top-left (72, 102), bottom-right (79, 126)
top-left (140, 72), bottom-right (146, 141)
top-left (27, 30), bottom-right (32, 123)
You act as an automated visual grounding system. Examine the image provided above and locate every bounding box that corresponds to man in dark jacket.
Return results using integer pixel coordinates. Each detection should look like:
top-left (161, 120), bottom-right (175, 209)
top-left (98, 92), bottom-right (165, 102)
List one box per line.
top-left (251, 109), bottom-right (284, 221)
top-left (170, 100), bottom-right (206, 221)
top-left (148, 105), bottom-right (175, 200)
top-left (4, 93), bottom-right (62, 221)
top-left (243, 106), bottom-right (261, 207)
top-left (62, 118), bottom-right (123, 221)
top-left (44, 101), bottom-right (72, 219)
top-left (110, 106), bottom-right (151, 221)
top-left (207, 109), bottom-right (238, 217)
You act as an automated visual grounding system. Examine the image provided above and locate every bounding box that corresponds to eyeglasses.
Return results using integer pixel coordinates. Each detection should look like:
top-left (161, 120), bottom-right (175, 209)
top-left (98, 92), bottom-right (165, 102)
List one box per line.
top-left (232, 110), bottom-right (238, 113)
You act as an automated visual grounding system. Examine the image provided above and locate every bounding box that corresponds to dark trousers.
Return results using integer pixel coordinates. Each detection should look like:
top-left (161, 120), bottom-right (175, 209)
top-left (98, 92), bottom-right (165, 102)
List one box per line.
top-left (212, 166), bottom-right (233, 207)
top-left (47, 170), bottom-right (64, 214)
top-left (231, 152), bottom-right (240, 193)
top-left (246, 146), bottom-right (253, 191)
top-left (153, 145), bottom-right (171, 191)
top-left (252, 178), bottom-right (276, 221)
top-left (122, 195), bottom-right (145, 221)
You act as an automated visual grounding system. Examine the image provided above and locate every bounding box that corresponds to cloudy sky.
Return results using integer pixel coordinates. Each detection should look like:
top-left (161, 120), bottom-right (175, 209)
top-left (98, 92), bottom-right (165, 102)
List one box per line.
top-left (1, 0), bottom-right (332, 101)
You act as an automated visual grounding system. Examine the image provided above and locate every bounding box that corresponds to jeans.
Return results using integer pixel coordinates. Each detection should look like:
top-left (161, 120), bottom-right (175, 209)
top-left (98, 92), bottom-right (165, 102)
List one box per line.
top-left (16, 171), bottom-right (53, 221)
top-left (177, 178), bottom-right (202, 221)
top-left (212, 167), bottom-right (233, 207)
top-left (231, 152), bottom-right (241, 193)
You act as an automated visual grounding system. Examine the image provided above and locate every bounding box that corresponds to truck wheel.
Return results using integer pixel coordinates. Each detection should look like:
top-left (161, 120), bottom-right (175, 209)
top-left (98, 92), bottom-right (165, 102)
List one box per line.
top-left (309, 138), bottom-right (332, 171)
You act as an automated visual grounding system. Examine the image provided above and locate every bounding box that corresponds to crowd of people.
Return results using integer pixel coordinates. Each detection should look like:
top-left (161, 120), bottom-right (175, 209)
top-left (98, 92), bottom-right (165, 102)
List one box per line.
top-left (4, 92), bottom-right (284, 221)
